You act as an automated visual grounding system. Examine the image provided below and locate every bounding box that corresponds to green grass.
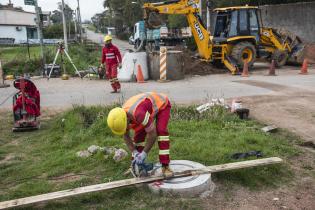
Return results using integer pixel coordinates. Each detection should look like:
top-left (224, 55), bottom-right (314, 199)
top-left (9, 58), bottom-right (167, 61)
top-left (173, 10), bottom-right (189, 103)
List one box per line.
top-left (0, 44), bottom-right (101, 75)
top-left (0, 105), bottom-right (300, 209)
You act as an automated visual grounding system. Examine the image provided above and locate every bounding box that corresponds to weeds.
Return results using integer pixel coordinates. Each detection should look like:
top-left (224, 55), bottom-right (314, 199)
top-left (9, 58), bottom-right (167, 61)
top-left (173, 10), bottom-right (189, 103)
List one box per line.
top-left (0, 105), bottom-right (300, 209)
top-left (1, 43), bottom-right (101, 76)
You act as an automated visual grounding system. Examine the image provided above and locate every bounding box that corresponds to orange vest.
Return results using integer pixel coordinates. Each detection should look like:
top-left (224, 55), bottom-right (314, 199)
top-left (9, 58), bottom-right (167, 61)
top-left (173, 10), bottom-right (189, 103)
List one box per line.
top-left (123, 92), bottom-right (169, 131)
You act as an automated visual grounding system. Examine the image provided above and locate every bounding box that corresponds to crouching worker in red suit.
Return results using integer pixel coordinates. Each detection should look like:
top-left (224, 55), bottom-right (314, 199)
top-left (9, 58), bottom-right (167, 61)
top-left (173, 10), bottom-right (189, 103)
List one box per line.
top-left (107, 92), bottom-right (173, 177)
top-left (101, 35), bottom-right (122, 93)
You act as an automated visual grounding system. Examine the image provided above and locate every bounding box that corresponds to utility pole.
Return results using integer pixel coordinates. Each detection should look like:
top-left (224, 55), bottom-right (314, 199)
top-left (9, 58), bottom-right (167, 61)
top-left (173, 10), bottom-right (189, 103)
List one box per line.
top-left (34, 0), bottom-right (45, 67)
top-left (74, 11), bottom-right (78, 37)
top-left (61, 0), bottom-right (68, 51)
top-left (77, 0), bottom-right (82, 42)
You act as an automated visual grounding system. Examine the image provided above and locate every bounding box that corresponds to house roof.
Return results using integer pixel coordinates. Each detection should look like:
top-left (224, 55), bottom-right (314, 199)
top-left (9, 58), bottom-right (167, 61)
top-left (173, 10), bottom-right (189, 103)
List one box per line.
top-left (0, 8), bottom-right (36, 26)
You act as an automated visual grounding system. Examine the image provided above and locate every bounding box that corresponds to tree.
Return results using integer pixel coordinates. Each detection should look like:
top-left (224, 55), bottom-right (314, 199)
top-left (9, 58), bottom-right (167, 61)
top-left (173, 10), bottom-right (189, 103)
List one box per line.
top-left (51, 3), bottom-right (74, 24)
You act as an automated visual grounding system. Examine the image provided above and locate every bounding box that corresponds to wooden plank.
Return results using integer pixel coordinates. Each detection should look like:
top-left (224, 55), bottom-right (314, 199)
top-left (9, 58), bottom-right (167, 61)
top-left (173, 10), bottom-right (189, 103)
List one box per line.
top-left (0, 157), bottom-right (282, 209)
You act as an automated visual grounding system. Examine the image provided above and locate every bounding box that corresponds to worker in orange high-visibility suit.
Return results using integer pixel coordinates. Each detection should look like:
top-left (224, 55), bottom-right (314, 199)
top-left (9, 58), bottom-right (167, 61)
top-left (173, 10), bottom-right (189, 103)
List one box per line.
top-left (101, 35), bottom-right (122, 93)
top-left (107, 92), bottom-right (173, 177)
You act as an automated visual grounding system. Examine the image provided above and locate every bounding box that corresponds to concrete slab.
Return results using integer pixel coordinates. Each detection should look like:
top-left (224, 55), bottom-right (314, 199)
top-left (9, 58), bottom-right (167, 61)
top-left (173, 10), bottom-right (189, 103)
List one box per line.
top-left (148, 160), bottom-right (215, 197)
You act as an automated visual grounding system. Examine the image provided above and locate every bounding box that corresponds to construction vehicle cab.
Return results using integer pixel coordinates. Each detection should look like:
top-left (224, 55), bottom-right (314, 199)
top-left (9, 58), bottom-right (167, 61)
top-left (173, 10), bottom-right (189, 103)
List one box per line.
top-left (212, 6), bottom-right (260, 68)
top-left (213, 6), bottom-right (260, 42)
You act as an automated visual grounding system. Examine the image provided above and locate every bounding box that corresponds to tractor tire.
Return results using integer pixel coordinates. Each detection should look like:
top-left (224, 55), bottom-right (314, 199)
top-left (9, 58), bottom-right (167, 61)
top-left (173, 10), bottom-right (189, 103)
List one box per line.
top-left (231, 42), bottom-right (256, 68)
top-left (272, 50), bottom-right (288, 67)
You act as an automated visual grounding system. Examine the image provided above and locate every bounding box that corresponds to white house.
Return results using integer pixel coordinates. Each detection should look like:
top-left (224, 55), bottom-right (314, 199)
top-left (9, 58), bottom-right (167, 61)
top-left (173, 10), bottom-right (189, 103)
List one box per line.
top-left (0, 4), bottom-right (37, 44)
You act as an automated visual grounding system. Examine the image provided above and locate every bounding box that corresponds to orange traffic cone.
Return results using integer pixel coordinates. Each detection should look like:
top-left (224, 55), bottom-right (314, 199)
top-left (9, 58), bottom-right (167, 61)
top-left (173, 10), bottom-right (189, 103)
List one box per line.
top-left (136, 64), bottom-right (146, 83)
top-left (268, 60), bottom-right (276, 76)
top-left (241, 61), bottom-right (249, 77)
top-left (300, 59), bottom-right (308, 75)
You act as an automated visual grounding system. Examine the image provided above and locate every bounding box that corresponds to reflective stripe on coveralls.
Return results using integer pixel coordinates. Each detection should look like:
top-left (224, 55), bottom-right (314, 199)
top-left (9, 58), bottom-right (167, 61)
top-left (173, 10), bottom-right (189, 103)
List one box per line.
top-left (123, 92), bottom-right (168, 124)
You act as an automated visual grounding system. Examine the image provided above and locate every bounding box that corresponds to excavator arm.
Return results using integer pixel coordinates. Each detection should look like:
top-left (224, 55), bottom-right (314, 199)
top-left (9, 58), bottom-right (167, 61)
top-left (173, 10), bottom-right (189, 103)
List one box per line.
top-left (143, 0), bottom-right (212, 60)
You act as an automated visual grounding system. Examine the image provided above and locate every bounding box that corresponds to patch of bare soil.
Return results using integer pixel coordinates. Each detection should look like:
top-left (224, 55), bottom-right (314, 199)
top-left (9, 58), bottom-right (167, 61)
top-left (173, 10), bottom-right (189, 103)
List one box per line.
top-left (196, 80), bottom-right (315, 209)
top-left (235, 80), bottom-right (315, 144)
top-left (202, 150), bottom-right (315, 210)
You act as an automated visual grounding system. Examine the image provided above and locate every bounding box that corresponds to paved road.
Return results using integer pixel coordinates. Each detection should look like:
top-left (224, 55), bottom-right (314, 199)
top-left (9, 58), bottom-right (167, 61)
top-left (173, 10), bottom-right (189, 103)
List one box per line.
top-left (1, 68), bottom-right (314, 109)
top-left (85, 28), bottom-right (132, 55)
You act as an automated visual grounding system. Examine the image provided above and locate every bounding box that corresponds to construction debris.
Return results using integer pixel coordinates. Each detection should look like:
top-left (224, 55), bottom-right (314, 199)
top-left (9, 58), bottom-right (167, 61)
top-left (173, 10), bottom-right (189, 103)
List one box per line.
top-left (77, 146), bottom-right (125, 159)
top-left (0, 60), bottom-right (10, 88)
top-left (235, 108), bottom-right (250, 120)
top-left (76, 150), bottom-right (91, 158)
top-left (196, 98), bottom-right (228, 113)
top-left (87, 145), bottom-right (101, 154)
top-left (262, 125), bottom-right (278, 133)
top-left (102, 146), bottom-right (116, 155)
top-left (113, 148), bottom-right (128, 162)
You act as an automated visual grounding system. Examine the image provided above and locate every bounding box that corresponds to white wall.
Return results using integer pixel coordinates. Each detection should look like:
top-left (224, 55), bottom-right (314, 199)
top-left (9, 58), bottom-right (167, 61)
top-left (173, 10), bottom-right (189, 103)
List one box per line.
top-left (0, 10), bottom-right (36, 26)
top-left (0, 25), bottom-right (27, 43)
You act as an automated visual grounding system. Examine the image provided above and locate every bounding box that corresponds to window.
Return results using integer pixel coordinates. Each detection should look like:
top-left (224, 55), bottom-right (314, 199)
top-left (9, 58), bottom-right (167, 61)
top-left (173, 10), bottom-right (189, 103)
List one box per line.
top-left (249, 9), bottom-right (259, 35)
top-left (229, 11), bottom-right (238, 37)
top-left (214, 15), bottom-right (227, 37)
top-left (239, 10), bottom-right (248, 34)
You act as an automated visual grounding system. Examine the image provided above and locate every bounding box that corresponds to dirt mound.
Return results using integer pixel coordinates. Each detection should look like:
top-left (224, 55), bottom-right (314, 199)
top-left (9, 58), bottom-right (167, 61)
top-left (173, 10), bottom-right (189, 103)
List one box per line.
top-left (182, 51), bottom-right (225, 75)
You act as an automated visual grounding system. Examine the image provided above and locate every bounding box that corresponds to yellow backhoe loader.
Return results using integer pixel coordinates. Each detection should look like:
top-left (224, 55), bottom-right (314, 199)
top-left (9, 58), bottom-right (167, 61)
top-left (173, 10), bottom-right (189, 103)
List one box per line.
top-left (143, 0), bottom-right (304, 74)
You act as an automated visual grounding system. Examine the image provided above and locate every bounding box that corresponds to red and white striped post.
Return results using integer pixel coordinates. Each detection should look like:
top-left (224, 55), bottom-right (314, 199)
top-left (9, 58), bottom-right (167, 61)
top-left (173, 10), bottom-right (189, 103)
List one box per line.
top-left (159, 47), bottom-right (167, 81)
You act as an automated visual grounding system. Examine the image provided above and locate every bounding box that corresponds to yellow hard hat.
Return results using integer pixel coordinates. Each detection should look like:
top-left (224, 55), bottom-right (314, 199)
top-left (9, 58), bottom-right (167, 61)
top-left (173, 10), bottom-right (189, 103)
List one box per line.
top-left (5, 75), bottom-right (14, 80)
top-left (107, 107), bottom-right (127, 136)
top-left (61, 74), bottom-right (69, 80)
top-left (104, 35), bottom-right (112, 42)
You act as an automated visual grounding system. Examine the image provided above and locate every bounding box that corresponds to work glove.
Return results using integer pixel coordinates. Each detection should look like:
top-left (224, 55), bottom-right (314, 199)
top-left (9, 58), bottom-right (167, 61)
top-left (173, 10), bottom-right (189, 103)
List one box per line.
top-left (132, 150), bottom-right (139, 158)
top-left (134, 151), bottom-right (147, 164)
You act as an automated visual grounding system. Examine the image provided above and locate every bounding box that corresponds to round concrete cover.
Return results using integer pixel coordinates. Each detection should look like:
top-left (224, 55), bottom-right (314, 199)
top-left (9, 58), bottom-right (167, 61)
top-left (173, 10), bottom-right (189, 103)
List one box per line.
top-left (148, 160), bottom-right (213, 197)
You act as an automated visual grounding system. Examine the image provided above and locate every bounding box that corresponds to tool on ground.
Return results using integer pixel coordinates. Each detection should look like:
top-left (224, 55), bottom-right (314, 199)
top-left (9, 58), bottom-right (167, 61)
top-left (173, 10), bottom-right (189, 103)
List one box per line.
top-left (12, 78), bottom-right (40, 132)
top-left (131, 161), bottom-right (154, 177)
top-left (0, 60), bottom-right (10, 88)
top-left (0, 157), bottom-right (282, 209)
top-left (235, 108), bottom-right (250, 119)
top-left (231, 151), bottom-right (263, 160)
top-left (47, 41), bottom-right (82, 80)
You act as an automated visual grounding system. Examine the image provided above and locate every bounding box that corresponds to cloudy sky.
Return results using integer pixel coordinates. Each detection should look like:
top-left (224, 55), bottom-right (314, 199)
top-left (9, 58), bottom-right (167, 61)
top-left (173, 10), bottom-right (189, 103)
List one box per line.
top-left (0, 0), bottom-right (104, 21)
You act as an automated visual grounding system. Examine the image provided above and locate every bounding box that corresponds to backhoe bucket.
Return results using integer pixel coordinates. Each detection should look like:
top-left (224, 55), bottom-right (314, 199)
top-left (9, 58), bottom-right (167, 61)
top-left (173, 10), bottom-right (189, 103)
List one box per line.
top-left (144, 10), bottom-right (163, 29)
top-left (288, 43), bottom-right (305, 63)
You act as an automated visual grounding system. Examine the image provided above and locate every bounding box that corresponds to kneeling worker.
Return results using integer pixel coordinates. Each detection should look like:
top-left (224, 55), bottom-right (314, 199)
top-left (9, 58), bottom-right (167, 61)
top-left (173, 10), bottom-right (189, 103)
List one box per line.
top-left (107, 92), bottom-right (173, 177)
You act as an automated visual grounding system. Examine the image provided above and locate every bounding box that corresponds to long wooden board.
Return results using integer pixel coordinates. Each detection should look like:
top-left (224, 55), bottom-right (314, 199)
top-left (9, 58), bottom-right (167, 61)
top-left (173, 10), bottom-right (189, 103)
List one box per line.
top-left (0, 157), bottom-right (282, 209)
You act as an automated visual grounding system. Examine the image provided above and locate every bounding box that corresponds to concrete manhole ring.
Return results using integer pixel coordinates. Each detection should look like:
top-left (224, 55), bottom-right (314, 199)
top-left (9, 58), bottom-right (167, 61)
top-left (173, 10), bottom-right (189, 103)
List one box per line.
top-left (148, 160), bottom-right (214, 197)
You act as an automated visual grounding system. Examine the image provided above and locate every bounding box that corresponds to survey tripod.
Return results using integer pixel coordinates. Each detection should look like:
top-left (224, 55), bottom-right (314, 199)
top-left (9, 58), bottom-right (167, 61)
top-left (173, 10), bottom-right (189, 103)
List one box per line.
top-left (47, 41), bottom-right (82, 80)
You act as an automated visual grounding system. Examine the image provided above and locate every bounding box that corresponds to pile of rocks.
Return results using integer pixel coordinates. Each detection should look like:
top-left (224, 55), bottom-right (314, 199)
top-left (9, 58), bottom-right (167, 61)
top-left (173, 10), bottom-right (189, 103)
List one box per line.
top-left (76, 145), bottom-right (128, 162)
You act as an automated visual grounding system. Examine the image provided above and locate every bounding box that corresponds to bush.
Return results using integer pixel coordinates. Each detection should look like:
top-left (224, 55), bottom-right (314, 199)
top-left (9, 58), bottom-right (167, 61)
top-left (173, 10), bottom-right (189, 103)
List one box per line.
top-left (116, 32), bottom-right (130, 41)
top-left (43, 23), bottom-right (76, 39)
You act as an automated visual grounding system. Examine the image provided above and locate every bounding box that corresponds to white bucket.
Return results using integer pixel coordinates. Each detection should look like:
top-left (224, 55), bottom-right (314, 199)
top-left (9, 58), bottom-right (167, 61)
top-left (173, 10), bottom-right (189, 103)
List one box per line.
top-left (118, 52), bottom-right (149, 82)
top-left (231, 99), bottom-right (242, 112)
